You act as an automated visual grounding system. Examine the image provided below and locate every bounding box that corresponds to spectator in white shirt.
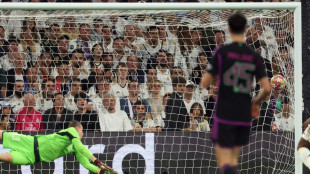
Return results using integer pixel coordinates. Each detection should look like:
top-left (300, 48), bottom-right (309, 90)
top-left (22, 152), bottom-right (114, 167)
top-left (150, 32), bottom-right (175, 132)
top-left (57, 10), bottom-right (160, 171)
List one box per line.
top-left (70, 49), bottom-right (91, 81)
top-left (189, 102), bottom-right (210, 132)
top-left (123, 24), bottom-right (145, 53)
top-left (69, 23), bottom-right (94, 60)
top-left (101, 25), bottom-right (114, 53)
top-left (110, 62), bottom-right (129, 98)
top-left (183, 80), bottom-right (206, 115)
top-left (131, 100), bottom-right (159, 132)
top-left (99, 93), bottom-right (133, 132)
top-left (155, 50), bottom-right (173, 93)
top-left (112, 37), bottom-right (129, 70)
top-left (0, 36), bottom-right (20, 71)
top-left (34, 79), bottom-right (55, 113)
top-left (273, 103), bottom-right (294, 131)
top-left (6, 80), bottom-right (24, 114)
top-left (64, 78), bottom-right (81, 113)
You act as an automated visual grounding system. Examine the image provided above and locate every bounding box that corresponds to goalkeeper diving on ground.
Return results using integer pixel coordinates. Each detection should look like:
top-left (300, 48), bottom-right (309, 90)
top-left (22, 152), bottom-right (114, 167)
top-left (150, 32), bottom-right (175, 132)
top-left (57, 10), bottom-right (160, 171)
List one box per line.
top-left (0, 120), bottom-right (117, 174)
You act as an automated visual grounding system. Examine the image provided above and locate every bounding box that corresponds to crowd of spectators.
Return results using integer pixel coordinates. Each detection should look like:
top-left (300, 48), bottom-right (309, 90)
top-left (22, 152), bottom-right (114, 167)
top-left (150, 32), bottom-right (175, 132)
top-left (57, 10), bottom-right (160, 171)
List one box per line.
top-left (0, 8), bottom-right (295, 132)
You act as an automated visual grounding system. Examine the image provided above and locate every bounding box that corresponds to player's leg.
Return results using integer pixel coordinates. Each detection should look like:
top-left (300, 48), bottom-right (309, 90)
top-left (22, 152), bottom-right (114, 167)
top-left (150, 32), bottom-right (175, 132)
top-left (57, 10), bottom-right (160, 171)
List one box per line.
top-left (231, 146), bottom-right (241, 173)
top-left (213, 122), bottom-right (237, 174)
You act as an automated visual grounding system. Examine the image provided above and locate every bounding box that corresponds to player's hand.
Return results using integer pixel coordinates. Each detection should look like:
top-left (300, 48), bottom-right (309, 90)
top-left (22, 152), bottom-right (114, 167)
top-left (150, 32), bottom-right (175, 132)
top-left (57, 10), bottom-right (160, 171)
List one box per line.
top-left (251, 102), bottom-right (260, 119)
top-left (93, 159), bottom-right (117, 174)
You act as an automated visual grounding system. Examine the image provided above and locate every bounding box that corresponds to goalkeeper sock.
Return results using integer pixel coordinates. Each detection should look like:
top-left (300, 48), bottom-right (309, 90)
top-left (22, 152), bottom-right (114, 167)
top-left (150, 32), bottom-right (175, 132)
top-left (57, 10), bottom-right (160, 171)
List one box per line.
top-left (233, 165), bottom-right (239, 174)
top-left (220, 164), bottom-right (236, 174)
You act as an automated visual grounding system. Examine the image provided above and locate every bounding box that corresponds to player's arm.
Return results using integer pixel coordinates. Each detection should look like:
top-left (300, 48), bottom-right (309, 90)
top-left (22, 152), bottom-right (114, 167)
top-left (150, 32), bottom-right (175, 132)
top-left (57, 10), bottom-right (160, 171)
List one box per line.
top-left (201, 72), bottom-right (215, 89)
top-left (75, 152), bottom-right (100, 174)
top-left (252, 77), bottom-right (271, 104)
top-left (298, 124), bottom-right (310, 170)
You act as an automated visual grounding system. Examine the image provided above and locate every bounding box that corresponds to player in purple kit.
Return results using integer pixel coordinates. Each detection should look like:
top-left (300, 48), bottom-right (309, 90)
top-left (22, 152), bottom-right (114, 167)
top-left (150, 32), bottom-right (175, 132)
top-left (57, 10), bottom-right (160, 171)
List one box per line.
top-left (201, 13), bottom-right (271, 174)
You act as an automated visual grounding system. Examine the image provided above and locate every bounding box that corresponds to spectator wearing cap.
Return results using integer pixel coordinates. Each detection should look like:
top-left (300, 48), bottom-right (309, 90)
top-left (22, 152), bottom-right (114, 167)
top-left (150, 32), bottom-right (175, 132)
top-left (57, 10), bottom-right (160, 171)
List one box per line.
top-left (15, 93), bottom-right (44, 132)
top-left (165, 76), bottom-right (190, 131)
top-left (69, 23), bottom-right (94, 60)
top-left (0, 26), bottom-right (9, 58)
top-left (41, 24), bottom-right (61, 56)
top-left (73, 92), bottom-right (100, 131)
top-left (183, 80), bottom-right (206, 115)
top-left (43, 92), bottom-right (73, 131)
top-left (0, 36), bottom-right (21, 72)
top-left (0, 101), bottom-right (14, 130)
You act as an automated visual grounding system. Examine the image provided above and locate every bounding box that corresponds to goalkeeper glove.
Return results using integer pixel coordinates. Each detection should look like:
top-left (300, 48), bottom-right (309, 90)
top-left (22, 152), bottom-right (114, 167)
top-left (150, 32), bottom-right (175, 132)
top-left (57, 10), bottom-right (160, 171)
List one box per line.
top-left (93, 158), bottom-right (117, 174)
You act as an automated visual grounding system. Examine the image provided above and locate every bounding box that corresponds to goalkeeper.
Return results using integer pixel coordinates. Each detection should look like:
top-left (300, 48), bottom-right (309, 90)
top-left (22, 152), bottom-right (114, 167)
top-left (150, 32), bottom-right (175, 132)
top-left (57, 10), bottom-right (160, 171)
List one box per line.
top-left (0, 120), bottom-right (116, 174)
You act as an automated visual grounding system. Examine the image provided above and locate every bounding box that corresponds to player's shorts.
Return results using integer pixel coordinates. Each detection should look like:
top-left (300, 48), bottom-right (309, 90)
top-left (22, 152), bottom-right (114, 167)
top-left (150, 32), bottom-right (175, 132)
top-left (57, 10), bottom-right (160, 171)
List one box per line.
top-left (212, 118), bottom-right (251, 148)
top-left (2, 132), bottom-right (36, 165)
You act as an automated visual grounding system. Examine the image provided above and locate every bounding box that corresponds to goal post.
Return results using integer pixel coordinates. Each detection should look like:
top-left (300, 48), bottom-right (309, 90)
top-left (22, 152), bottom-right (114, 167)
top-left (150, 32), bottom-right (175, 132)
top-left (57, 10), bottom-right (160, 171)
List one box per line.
top-left (0, 2), bottom-right (302, 174)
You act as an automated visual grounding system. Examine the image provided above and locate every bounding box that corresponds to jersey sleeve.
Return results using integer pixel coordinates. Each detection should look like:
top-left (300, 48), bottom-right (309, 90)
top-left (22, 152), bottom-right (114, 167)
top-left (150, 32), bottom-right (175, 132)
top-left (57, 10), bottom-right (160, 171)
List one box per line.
top-left (255, 55), bottom-right (267, 81)
top-left (66, 128), bottom-right (93, 159)
top-left (75, 151), bottom-right (99, 174)
top-left (207, 49), bottom-right (219, 76)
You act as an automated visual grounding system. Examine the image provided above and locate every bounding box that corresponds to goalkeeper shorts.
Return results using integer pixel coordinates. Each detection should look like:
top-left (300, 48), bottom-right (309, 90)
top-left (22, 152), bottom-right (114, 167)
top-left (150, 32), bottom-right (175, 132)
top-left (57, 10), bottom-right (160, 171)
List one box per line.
top-left (212, 121), bottom-right (251, 148)
top-left (2, 132), bottom-right (36, 165)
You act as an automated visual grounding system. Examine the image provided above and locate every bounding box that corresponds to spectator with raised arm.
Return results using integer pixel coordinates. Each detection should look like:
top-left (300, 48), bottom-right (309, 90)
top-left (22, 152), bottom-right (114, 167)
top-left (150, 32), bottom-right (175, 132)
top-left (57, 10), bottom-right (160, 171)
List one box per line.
top-left (43, 92), bottom-right (73, 131)
top-left (99, 93), bottom-right (133, 132)
top-left (15, 93), bottom-right (44, 132)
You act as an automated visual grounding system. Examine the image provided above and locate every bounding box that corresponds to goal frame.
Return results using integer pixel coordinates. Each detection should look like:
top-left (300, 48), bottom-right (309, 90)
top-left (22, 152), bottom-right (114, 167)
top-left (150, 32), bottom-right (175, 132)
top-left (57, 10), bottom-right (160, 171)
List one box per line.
top-left (0, 2), bottom-right (302, 173)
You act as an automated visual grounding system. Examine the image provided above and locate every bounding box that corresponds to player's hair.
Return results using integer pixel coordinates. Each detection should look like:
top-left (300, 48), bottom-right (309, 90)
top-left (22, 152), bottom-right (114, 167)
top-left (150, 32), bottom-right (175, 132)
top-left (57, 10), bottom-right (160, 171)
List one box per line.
top-left (172, 76), bottom-right (186, 87)
top-left (228, 12), bottom-right (247, 34)
top-left (68, 120), bottom-right (82, 128)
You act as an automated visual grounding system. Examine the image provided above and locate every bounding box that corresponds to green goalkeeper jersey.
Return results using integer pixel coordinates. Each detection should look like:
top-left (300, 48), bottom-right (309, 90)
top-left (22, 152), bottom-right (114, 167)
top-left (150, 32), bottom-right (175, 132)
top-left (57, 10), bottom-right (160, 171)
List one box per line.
top-left (36, 127), bottom-right (98, 173)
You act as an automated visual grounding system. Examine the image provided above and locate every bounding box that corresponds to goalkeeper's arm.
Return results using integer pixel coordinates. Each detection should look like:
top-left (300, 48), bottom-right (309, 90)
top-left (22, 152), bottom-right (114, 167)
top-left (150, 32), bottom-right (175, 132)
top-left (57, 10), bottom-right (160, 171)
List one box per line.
top-left (298, 124), bottom-right (310, 170)
top-left (75, 152), bottom-right (100, 174)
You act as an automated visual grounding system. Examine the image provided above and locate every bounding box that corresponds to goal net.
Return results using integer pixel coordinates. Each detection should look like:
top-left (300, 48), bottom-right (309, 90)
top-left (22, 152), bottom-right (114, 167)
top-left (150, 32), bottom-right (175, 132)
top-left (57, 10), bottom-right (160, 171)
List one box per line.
top-left (0, 4), bottom-right (299, 174)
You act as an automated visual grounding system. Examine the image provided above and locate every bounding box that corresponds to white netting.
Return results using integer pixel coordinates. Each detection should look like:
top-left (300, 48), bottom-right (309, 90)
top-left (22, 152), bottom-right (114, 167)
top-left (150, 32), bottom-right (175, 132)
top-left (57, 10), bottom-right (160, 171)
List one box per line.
top-left (0, 8), bottom-right (295, 174)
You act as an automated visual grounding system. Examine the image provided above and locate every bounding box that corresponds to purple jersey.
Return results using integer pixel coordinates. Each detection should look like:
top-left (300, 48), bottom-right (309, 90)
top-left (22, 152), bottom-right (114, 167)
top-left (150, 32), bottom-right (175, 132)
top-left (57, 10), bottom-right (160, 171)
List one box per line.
top-left (207, 42), bottom-right (267, 123)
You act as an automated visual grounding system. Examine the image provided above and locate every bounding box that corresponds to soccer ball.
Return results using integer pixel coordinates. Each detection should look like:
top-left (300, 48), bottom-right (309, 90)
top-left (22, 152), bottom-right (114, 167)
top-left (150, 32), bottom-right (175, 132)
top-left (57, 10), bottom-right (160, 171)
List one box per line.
top-left (270, 75), bottom-right (286, 91)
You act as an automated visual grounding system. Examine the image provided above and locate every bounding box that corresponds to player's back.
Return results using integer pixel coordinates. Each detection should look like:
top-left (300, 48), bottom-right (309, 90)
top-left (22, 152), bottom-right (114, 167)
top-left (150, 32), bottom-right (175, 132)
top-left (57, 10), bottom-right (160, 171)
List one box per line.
top-left (36, 127), bottom-right (79, 161)
top-left (210, 42), bottom-right (266, 122)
